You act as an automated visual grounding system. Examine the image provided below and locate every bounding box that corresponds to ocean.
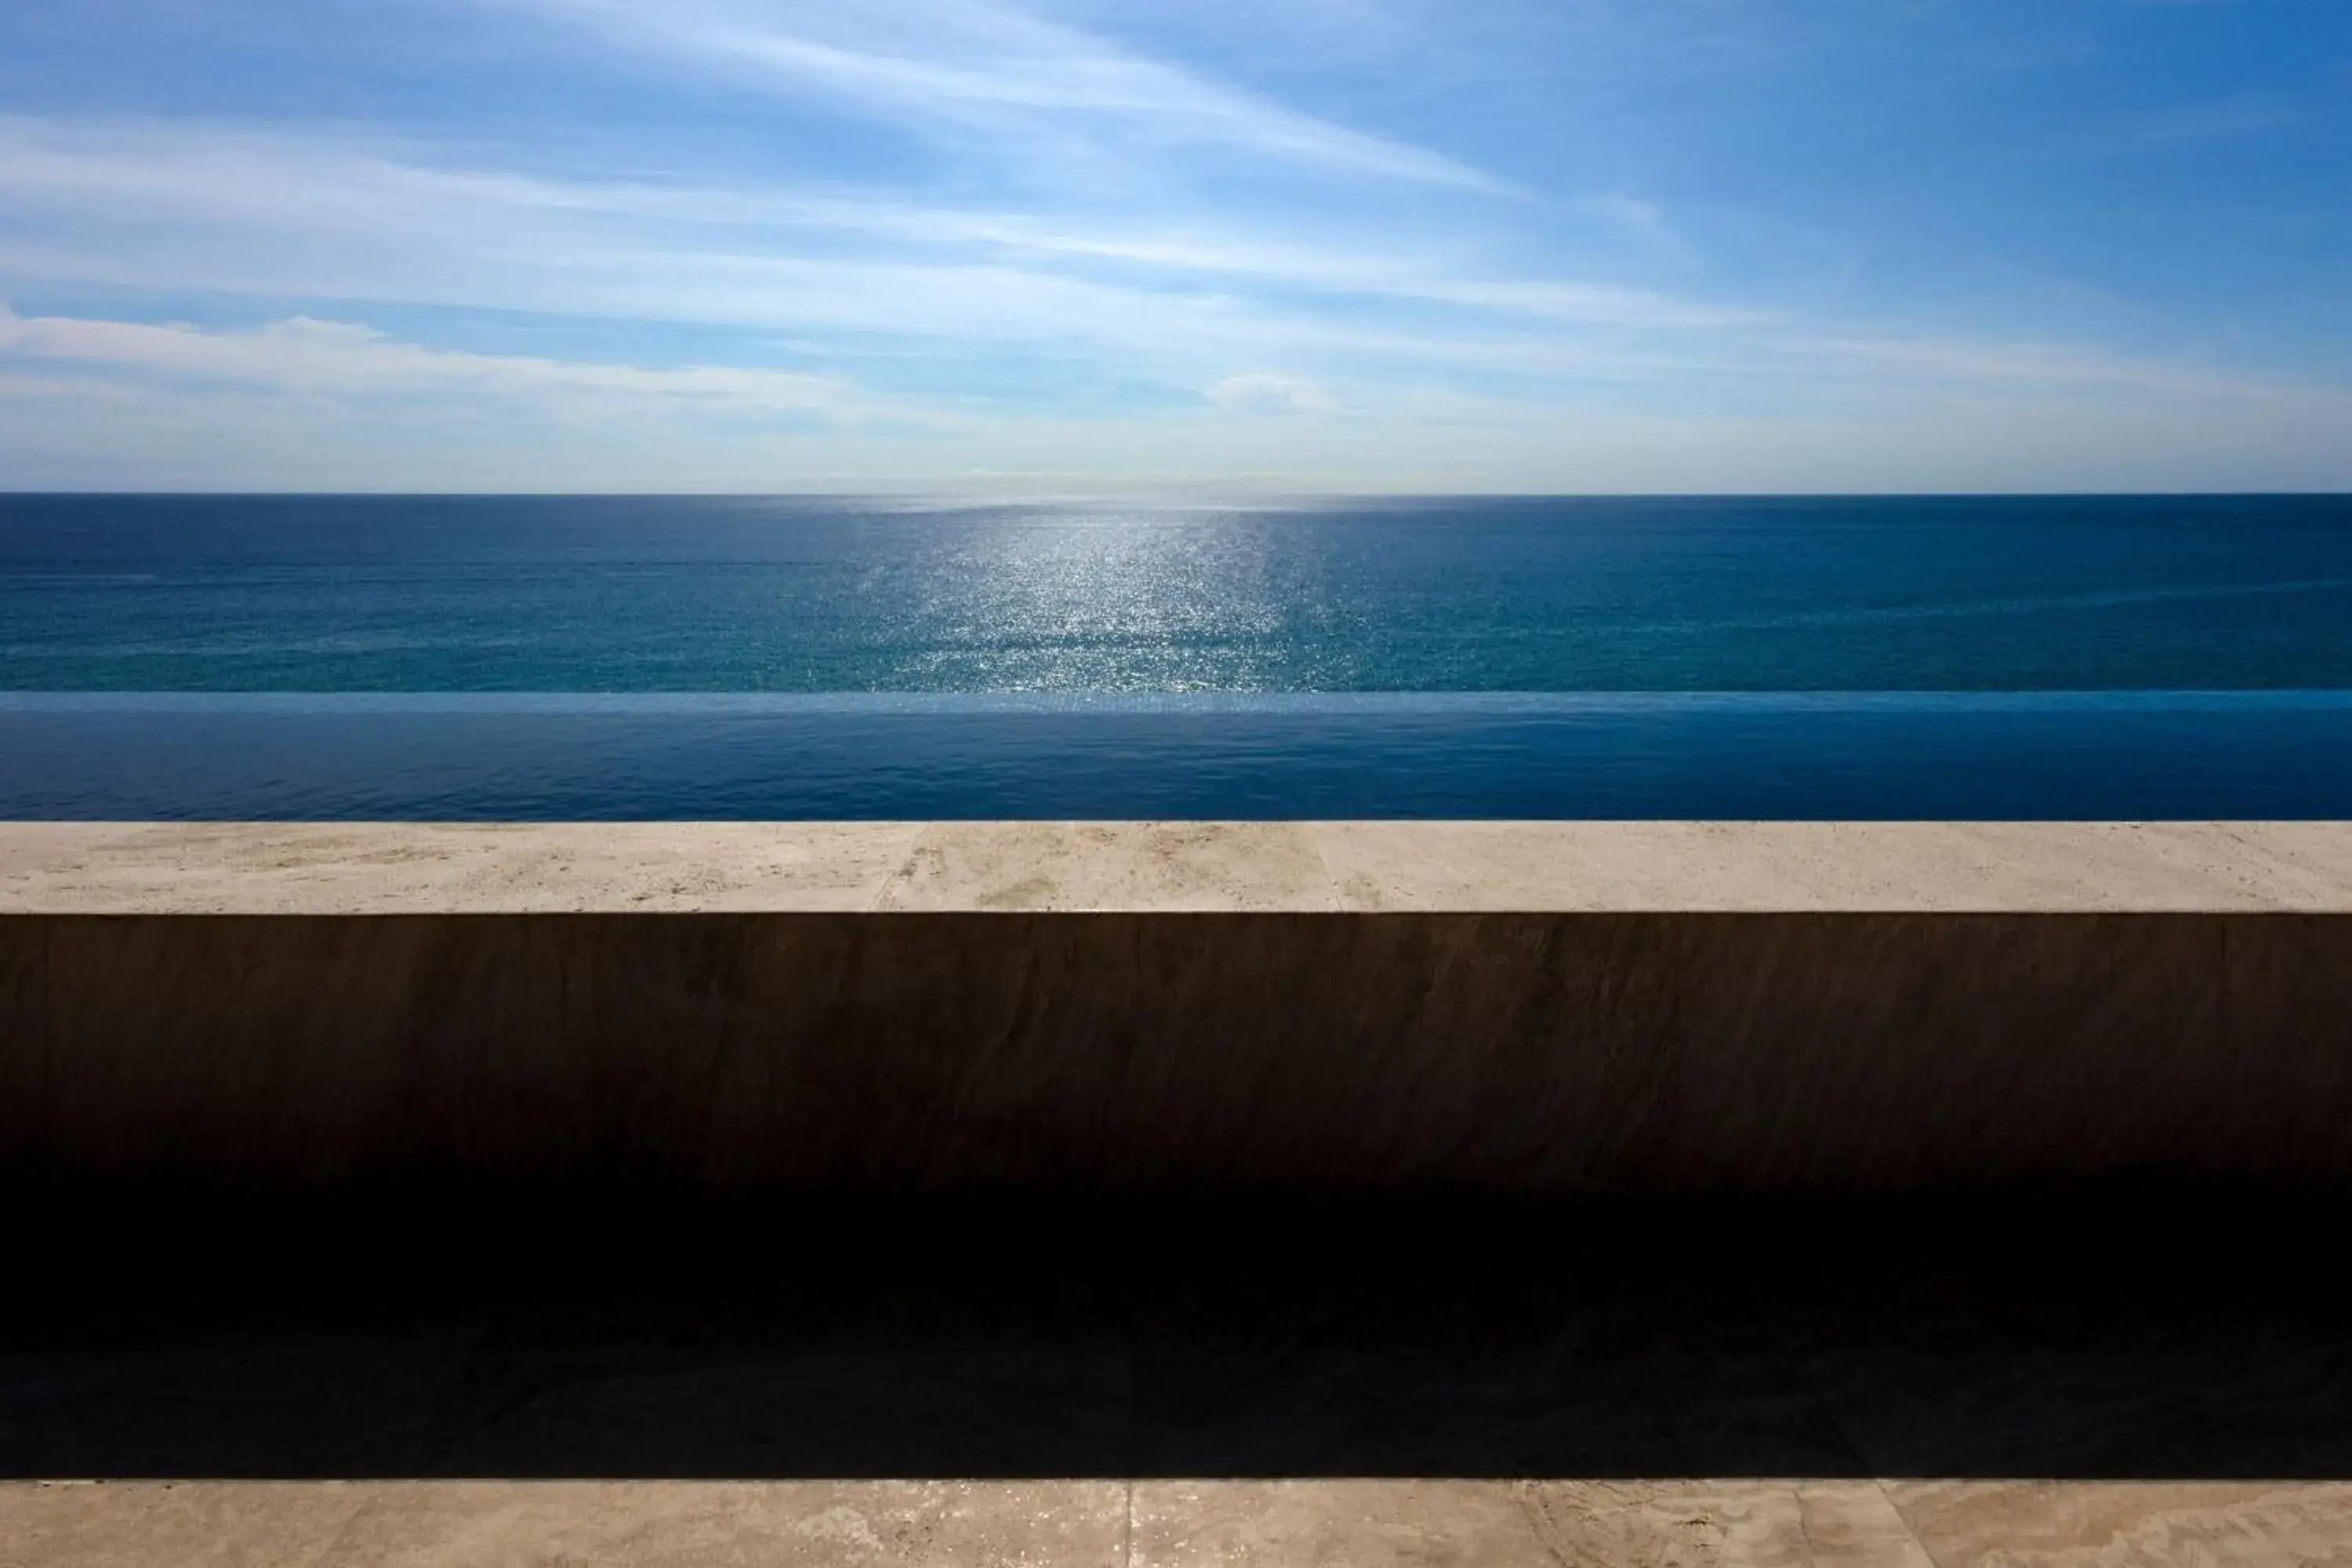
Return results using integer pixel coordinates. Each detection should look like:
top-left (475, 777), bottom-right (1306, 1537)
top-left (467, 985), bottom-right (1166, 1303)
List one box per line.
top-left (4, 493), bottom-right (2350, 819)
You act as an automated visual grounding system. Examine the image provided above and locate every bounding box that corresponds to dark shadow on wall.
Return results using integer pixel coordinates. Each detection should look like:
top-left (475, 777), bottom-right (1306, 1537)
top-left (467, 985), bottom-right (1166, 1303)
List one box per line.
top-left (4, 1196), bottom-right (2349, 1482)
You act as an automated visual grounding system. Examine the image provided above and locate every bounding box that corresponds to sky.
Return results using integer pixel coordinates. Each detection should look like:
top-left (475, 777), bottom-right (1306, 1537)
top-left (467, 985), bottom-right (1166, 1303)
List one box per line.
top-left (2, 0), bottom-right (2349, 493)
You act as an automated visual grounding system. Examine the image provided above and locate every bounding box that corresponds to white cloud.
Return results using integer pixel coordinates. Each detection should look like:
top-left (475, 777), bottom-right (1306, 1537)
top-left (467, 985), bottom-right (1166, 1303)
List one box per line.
top-left (0, 301), bottom-right (858, 419)
top-left (0, 118), bottom-right (1767, 361)
top-left (2079, 92), bottom-right (2298, 154)
top-left (1206, 372), bottom-right (1341, 416)
top-left (5, 85), bottom-right (2345, 490)
top-left (1588, 194), bottom-right (1700, 270)
top-left (1770, 331), bottom-right (2319, 401)
top-left (493, 0), bottom-right (1512, 194)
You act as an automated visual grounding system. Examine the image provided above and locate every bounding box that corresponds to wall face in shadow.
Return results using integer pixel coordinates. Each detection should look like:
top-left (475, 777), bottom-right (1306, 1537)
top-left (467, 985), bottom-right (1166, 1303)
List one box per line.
top-left (9, 1196), bottom-right (2352, 1483)
top-left (5, 911), bottom-right (2350, 1199)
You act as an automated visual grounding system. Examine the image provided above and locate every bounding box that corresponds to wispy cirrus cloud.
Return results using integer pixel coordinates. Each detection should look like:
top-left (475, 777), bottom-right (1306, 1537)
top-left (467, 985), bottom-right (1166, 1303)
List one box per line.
top-left (3, 113), bottom-right (2333, 456)
top-left (1766, 330), bottom-right (2320, 402)
top-left (4, 0), bottom-right (2347, 492)
top-left (2092, 91), bottom-right (2298, 151)
top-left (491, 0), bottom-right (1514, 194)
top-left (0, 300), bottom-right (861, 419)
top-left (0, 118), bottom-right (1743, 348)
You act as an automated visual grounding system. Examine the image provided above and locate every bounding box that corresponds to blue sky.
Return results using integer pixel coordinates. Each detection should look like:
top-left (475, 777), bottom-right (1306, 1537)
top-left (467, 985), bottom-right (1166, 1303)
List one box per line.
top-left (2, 0), bottom-right (2349, 492)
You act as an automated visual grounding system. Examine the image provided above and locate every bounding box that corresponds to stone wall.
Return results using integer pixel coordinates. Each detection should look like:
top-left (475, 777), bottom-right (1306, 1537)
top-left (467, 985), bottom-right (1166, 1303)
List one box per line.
top-left (6, 906), bottom-right (2348, 1197)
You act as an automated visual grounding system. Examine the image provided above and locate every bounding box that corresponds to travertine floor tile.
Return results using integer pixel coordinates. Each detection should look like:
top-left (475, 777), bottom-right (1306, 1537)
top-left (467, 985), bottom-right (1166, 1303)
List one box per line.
top-left (310, 1481), bottom-right (1126, 1568)
top-left (1131, 1480), bottom-right (1937, 1567)
top-left (16, 1481), bottom-right (2352, 1567)
top-left (0, 1481), bottom-right (371, 1568)
top-left (1885, 1482), bottom-right (2352, 1567)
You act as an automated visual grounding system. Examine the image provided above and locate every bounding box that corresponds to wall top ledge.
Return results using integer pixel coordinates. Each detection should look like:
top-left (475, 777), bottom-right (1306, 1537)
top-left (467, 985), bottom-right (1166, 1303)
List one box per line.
top-left (4, 820), bottom-right (2351, 915)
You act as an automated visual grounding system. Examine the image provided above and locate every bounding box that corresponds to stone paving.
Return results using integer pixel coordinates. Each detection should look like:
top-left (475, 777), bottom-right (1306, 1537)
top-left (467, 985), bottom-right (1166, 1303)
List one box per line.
top-left (12, 1476), bottom-right (2352, 1566)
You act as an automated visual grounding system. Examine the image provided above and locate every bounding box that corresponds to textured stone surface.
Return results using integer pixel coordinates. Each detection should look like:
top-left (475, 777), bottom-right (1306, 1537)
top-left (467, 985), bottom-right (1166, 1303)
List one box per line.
top-left (5, 909), bottom-right (2352, 1196)
top-left (6, 821), bottom-right (2352, 1197)
top-left (13, 1481), bottom-right (2352, 1567)
top-left (0, 1482), bottom-right (1125, 1568)
top-left (0, 1483), bottom-right (372, 1568)
top-left (310, 1481), bottom-right (1127, 1568)
top-left (1133, 1480), bottom-right (1941, 1567)
top-left (1314, 820), bottom-right (2352, 912)
top-left (0, 915), bottom-right (45, 1185)
top-left (0, 822), bottom-right (926, 914)
top-left (1883, 1483), bottom-right (2352, 1566)
top-left (878, 822), bottom-right (1336, 912)
top-left (36, 914), bottom-right (561, 1189)
top-left (9, 829), bottom-right (2352, 1558)
top-left (9, 820), bottom-right (2352, 913)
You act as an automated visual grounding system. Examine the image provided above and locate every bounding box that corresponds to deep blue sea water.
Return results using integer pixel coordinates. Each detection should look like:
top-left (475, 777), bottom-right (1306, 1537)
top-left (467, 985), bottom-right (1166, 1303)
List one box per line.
top-left (4, 494), bottom-right (2350, 819)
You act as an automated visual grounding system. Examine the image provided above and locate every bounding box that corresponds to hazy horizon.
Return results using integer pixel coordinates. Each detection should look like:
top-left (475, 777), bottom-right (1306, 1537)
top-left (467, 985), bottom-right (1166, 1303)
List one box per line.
top-left (7, 485), bottom-right (2352, 500)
